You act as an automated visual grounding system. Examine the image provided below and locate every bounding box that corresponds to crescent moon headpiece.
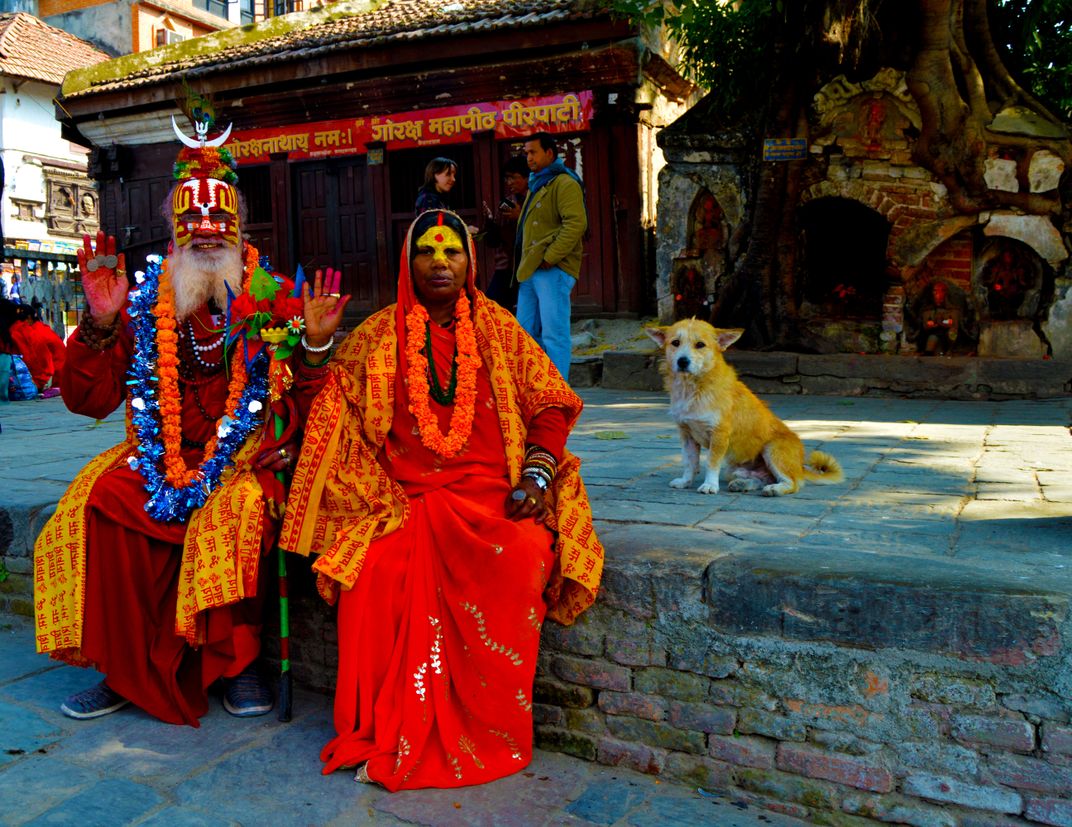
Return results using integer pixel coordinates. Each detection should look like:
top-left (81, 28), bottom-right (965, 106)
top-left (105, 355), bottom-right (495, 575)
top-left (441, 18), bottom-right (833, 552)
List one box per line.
top-left (171, 114), bottom-right (239, 187)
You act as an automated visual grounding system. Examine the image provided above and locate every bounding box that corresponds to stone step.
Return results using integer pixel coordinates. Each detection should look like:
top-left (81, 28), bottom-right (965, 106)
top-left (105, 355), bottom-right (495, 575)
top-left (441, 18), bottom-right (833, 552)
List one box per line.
top-left (584, 348), bottom-right (1072, 399)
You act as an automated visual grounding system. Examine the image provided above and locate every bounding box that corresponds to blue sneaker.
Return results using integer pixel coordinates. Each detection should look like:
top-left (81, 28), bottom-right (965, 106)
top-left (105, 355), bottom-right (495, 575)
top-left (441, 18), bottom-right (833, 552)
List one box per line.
top-left (222, 664), bottom-right (273, 717)
top-left (61, 680), bottom-right (129, 720)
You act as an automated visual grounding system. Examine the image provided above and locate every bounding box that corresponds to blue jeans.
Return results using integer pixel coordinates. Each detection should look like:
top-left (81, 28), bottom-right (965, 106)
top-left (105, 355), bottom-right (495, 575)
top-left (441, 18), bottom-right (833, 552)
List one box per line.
top-left (516, 266), bottom-right (575, 380)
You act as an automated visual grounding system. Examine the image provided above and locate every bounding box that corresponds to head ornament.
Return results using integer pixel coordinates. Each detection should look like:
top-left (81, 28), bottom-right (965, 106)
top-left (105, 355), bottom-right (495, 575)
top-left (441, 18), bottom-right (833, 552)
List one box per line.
top-left (169, 104), bottom-right (240, 247)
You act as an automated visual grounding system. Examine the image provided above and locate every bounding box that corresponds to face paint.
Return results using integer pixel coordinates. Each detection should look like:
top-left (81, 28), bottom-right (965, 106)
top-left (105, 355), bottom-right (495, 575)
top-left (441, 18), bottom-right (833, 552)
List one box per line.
top-left (415, 225), bottom-right (465, 267)
top-left (172, 177), bottom-right (240, 247)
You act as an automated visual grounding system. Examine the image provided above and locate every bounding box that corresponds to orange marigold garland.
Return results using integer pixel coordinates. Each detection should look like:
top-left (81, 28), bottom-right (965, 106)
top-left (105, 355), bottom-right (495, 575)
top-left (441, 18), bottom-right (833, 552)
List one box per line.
top-left (405, 292), bottom-right (481, 458)
top-left (155, 252), bottom-right (254, 486)
top-left (127, 247), bottom-right (270, 522)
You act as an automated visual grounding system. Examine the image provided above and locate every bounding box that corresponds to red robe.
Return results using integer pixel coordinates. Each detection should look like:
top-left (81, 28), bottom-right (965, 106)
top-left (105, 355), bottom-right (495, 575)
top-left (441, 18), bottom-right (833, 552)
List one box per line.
top-left (319, 318), bottom-right (569, 788)
top-left (58, 304), bottom-right (319, 726)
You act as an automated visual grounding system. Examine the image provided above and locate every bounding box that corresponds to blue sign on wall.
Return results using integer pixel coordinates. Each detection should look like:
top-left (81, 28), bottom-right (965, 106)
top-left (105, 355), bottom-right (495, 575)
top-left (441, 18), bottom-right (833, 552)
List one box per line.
top-left (763, 138), bottom-right (807, 161)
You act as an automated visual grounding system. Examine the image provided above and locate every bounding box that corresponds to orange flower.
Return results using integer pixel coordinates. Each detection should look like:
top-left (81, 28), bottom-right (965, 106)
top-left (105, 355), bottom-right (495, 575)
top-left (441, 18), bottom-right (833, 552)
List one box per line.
top-left (155, 248), bottom-right (257, 487)
top-left (405, 292), bottom-right (481, 458)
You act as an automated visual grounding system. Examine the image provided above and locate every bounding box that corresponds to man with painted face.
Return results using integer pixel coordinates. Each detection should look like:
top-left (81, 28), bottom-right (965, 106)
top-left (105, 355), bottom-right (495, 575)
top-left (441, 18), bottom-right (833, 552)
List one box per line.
top-left (32, 122), bottom-right (349, 726)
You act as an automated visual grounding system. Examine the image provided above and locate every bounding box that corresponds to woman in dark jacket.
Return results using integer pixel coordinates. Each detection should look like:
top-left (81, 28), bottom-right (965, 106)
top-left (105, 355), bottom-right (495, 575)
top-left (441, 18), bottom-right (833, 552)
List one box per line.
top-left (414, 157), bottom-right (458, 215)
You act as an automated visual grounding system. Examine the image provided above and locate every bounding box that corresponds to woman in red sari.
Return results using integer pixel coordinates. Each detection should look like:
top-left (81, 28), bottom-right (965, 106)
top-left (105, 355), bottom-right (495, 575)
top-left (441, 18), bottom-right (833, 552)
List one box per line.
top-left (282, 209), bottom-right (603, 790)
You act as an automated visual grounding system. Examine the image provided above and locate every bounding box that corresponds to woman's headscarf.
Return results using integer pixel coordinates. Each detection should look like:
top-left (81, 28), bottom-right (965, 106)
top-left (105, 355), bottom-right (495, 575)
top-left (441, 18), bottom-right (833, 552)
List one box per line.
top-left (394, 209), bottom-right (479, 379)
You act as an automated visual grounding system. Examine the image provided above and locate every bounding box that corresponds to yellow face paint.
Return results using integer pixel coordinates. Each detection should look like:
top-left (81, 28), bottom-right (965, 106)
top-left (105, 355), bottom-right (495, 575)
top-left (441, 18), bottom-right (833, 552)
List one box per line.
top-left (415, 225), bottom-right (465, 267)
top-left (172, 178), bottom-right (240, 247)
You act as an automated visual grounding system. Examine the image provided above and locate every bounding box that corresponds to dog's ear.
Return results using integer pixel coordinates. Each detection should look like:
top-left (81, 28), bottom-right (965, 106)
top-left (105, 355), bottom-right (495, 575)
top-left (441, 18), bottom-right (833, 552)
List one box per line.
top-left (716, 328), bottom-right (744, 351)
top-left (645, 326), bottom-right (668, 346)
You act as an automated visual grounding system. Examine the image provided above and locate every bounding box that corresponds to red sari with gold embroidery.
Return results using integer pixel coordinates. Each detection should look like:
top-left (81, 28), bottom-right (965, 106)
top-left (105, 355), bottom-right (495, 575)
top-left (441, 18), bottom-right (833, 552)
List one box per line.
top-left (283, 210), bottom-right (603, 789)
top-left (321, 319), bottom-right (563, 787)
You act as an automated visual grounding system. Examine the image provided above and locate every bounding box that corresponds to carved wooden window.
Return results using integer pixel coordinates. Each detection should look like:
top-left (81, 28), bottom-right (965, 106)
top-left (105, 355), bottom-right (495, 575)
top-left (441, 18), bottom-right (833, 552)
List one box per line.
top-left (45, 172), bottom-right (99, 238)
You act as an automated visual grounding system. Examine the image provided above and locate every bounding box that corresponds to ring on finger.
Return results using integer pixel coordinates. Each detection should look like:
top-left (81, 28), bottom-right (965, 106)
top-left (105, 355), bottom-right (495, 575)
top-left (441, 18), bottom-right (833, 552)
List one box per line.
top-left (326, 292), bottom-right (341, 299)
top-left (524, 496), bottom-right (537, 506)
top-left (279, 448), bottom-right (289, 463)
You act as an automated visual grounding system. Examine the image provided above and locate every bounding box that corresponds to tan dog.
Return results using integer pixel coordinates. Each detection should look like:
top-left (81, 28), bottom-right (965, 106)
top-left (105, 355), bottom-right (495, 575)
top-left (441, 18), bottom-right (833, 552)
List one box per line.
top-left (646, 319), bottom-right (842, 496)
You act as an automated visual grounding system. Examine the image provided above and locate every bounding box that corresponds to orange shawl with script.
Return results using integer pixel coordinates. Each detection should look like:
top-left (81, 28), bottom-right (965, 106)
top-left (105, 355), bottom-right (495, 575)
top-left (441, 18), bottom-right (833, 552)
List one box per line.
top-left (33, 315), bottom-right (287, 661)
top-left (279, 296), bottom-right (603, 625)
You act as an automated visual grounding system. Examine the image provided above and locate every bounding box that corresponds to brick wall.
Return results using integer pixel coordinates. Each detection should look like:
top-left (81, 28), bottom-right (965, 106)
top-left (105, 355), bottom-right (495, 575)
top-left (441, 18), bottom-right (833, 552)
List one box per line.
top-left (522, 577), bottom-right (1072, 827)
top-left (9, 522), bottom-right (1071, 827)
top-left (261, 548), bottom-right (1072, 827)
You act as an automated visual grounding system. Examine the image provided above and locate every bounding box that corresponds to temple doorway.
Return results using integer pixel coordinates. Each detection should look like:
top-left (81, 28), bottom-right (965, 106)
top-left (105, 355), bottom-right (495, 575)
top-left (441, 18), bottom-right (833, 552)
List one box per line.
top-left (798, 197), bottom-right (889, 319)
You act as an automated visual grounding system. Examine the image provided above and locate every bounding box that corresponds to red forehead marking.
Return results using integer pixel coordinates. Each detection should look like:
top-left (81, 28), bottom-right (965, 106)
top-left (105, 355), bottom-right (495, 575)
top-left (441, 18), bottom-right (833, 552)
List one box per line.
top-left (434, 233), bottom-right (444, 243)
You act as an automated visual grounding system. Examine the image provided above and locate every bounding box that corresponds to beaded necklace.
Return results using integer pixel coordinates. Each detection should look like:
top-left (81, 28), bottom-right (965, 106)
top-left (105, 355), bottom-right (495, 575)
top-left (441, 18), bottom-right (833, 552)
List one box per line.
top-left (424, 323), bottom-right (459, 405)
top-left (127, 252), bottom-right (269, 522)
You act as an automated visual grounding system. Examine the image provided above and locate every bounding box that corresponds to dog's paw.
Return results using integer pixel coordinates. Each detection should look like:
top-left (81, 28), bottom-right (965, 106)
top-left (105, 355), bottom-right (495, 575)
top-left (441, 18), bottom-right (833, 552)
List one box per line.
top-left (727, 478), bottom-right (760, 493)
top-left (669, 477), bottom-right (692, 489)
top-left (697, 482), bottom-right (720, 494)
top-left (761, 483), bottom-right (791, 497)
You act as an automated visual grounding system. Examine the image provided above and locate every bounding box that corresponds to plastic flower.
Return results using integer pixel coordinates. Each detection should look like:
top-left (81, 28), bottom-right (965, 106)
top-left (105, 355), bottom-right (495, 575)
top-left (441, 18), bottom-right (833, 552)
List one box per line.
top-left (260, 327), bottom-right (289, 344)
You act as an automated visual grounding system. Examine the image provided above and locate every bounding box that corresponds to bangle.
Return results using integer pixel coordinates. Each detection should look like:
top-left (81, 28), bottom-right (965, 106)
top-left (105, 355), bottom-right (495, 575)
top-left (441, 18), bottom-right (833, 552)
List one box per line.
top-left (300, 351), bottom-right (332, 369)
top-left (524, 472), bottom-right (549, 492)
top-left (301, 334), bottom-right (334, 353)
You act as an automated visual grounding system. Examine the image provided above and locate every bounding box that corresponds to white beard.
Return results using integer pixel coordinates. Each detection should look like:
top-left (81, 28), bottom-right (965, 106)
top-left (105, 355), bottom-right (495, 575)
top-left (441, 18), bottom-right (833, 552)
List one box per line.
top-left (169, 242), bottom-right (243, 320)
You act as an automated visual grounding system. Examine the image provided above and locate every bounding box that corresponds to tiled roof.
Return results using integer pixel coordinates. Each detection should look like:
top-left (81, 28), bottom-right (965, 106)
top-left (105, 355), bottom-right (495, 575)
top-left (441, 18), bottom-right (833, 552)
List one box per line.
top-left (0, 12), bottom-right (108, 86)
top-left (66, 0), bottom-right (606, 98)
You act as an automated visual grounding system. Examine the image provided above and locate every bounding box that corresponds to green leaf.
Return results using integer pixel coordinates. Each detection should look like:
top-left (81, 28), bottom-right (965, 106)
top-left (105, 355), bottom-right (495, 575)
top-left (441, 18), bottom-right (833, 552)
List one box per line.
top-left (246, 310), bottom-right (273, 333)
top-left (594, 430), bottom-right (629, 440)
top-left (274, 342), bottom-right (295, 361)
top-left (249, 266), bottom-right (280, 302)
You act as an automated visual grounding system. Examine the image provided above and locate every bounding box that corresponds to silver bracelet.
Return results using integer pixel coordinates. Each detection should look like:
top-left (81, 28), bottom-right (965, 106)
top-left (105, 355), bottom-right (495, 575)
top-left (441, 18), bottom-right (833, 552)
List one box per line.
top-left (301, 334), bottom-right (334, 353)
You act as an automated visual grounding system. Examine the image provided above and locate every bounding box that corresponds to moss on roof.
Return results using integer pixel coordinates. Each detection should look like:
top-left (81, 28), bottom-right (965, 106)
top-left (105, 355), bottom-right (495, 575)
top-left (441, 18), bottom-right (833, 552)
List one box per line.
top-left (62, 0), bottom-right (381, 97)
top-left (62, 0), bottom-right (600, 100)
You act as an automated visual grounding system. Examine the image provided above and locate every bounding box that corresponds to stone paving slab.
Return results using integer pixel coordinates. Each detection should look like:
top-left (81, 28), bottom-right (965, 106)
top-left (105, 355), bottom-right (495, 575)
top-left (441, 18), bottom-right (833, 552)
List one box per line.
top-left (4, 386), bottom-right (1072, 824)
top-left (0, 617), bottom-right (803, 827)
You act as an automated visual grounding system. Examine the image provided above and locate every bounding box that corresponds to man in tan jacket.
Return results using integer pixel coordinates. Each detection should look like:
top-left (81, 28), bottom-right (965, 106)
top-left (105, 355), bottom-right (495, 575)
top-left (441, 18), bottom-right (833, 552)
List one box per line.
top-left (515, 132), bottom-right (587, 379)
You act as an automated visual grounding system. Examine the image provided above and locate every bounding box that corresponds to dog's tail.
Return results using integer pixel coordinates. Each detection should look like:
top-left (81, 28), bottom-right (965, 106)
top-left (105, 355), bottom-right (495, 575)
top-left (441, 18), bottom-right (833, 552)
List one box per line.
top-left (802, 450), bottom-right (843, 484)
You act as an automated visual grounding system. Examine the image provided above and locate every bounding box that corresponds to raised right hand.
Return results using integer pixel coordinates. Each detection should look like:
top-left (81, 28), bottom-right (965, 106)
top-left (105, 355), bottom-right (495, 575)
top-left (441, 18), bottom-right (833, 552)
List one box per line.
top-left (77, 231), bottom-right (127, 326)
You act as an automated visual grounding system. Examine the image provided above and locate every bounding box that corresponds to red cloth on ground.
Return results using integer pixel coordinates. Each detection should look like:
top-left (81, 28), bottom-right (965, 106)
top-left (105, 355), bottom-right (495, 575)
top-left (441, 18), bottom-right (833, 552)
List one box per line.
top-left (320, 321), bottom-right (566, 788)
top-left (10, 319), bottom-right (64, 389)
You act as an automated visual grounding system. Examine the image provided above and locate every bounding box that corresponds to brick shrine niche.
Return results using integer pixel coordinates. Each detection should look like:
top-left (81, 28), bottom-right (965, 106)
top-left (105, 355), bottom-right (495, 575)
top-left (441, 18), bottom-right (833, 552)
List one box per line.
top-left (972, 236), bottom-right (1052, 358)
top-left (799, 197), bottom-right (889, 318)
top-left (902, 233), bottom-right (977, 356)
top-left (670, 188), bottom-right (728, 321)
top-left (974, 238), bottom-right (1047, 322)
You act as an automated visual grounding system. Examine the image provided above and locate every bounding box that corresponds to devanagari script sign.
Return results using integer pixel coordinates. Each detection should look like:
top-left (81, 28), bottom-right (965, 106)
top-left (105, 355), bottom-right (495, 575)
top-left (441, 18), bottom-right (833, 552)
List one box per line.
top-left (762, 138), bottom-right (807, 161)
top-left (229, 91), bottom-right (593, 165)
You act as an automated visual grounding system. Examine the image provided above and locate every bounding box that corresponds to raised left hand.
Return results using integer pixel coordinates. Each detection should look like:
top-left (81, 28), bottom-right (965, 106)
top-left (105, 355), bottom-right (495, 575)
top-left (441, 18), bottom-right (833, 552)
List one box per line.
top-left (505, 477), bottom-right (547, 523)
top-left (303, 267), bottom-right (350, 356)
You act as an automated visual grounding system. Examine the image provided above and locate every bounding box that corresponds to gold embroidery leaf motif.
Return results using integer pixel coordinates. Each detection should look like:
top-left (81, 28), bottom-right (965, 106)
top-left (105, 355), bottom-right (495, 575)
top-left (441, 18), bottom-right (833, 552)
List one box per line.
top-left (489, 728), bottom-right (523, 761)
top-left (458, 735), bottom-right (485, 769)
top-left (393, 735), bottom-right (411, 773)
top-left (461, 601), bottom-right (523, 666)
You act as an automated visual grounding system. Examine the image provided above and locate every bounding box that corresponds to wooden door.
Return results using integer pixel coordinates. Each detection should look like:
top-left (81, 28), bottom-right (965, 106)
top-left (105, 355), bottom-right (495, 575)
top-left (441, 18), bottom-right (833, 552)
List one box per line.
top-left (292, 157), bottom-right (377, 316)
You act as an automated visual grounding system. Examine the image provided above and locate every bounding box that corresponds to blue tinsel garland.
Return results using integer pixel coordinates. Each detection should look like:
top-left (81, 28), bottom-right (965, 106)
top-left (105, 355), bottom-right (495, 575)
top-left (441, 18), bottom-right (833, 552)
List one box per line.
top-left (126, 254), bottom-right (269, 522)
